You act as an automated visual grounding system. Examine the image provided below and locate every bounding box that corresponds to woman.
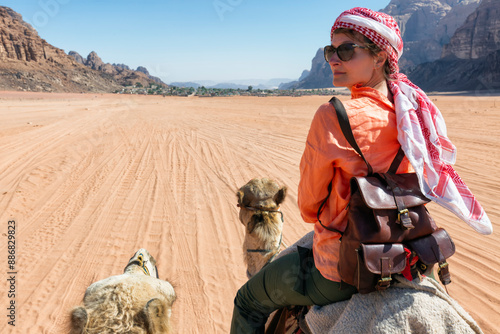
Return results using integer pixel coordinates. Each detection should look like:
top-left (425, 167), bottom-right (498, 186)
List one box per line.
top-left (231, 7), bottom-right (491, 334)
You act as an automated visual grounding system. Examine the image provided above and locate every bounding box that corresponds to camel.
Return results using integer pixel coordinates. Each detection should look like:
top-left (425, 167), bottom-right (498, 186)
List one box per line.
top-left (236, 178), bottom-right (287, 278)
top-left (236, 178), bottom-right (483, 334)
top-left (70, 248), bottom-right (176, 334)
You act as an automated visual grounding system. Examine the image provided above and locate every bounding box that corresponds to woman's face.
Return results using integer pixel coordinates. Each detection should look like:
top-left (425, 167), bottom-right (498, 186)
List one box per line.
top-left (329, 33), bottom-right (383, 89)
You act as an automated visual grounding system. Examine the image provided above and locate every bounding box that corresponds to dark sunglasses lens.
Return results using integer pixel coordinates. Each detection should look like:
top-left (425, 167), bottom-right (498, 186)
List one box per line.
top-left (324, 46), bottom-right (333, 62)
top-left (324, 44), bottom-right (356, 62)
top-left (337, 44), bottom-right (355, 61)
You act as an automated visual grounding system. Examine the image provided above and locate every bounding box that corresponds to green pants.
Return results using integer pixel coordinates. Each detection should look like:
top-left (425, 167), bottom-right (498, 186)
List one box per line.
top-left (230, 248), bottom-right (357, 334)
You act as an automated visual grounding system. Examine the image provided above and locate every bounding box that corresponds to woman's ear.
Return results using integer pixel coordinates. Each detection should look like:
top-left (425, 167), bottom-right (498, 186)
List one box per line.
top-left (374, 51), bottom-right (388, 69)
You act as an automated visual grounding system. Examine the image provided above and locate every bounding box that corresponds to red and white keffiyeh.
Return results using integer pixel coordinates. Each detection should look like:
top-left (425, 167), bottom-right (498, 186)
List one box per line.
top-left (331, 7), bottom-right (492, 234)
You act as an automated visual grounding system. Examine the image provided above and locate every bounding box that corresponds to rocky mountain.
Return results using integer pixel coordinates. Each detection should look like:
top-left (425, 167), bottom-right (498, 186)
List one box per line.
top-left (0, 7), bottom-right (119, 92)
top-left (282, 0), bottom-right (485, 90)
top-left (68, 51), bottom-right (85, 65)
top-left (68, 51), bottom-right (165, 87)
top-left (384, 0), bottom-right (481, 70)
top-left (409, 0), bottom-right (500, 91)
top-left (0, 6), bottom-right (165, 93)
top-left (441, 0), bottom-right (500, 59)
top-left (407, 49), bottom-right (500, 92)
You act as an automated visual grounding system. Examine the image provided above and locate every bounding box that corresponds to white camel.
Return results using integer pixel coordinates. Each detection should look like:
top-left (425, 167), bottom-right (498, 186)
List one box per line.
top-left (70, 248), bottom-right (176, 334)
top-left (236, 178), bottom-right (483, 334)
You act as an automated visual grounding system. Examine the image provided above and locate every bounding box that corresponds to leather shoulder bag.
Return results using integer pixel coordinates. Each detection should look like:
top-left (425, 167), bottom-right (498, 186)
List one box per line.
top-left (318, 97), bottom-right (456, 294)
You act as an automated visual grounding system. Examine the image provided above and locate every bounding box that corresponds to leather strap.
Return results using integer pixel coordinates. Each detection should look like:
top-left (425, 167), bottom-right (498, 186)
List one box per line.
top-left (330, 96), bottom-right (404, 175)
top-left (376, 257), bottom-right (392, 291)
top-left (388, 146), bottom-right (405, 174)
top-left (438, 262), bottom-right (452, 285)
top-left (330, 97), bottom-right (373, 175)
top-left (383, 174), bottom-right (415, 229)
top-left (432, 244), bottom-right (452, 285)
top-left (317, 181), bottom-right (343, 234)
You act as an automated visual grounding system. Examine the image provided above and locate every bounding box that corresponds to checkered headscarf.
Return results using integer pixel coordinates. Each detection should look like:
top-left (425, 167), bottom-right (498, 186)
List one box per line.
top-left (330, 7), bottom-right (492, 235)
top-left (331, 7), bottom-right (403, 73)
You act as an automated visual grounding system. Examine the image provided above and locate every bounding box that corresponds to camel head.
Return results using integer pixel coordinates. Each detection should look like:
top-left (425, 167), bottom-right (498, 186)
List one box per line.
top-left (124, 248), bottom-right (159, 278)
top-left (237, 178), bottom-right (287, 235)
top-left (237, 178), bottom-right (287, 277)
top-left (70, 248), bottom-right (176, 334)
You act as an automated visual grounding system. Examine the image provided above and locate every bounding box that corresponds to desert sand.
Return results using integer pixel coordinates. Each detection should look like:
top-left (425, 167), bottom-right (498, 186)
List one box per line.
top-left (0, 91), bottom-right (498, 333)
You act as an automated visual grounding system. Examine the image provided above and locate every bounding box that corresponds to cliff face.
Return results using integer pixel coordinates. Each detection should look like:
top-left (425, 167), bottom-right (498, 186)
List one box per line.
top-left (0, 6), bottom-right (121, 93)
top-left (0, 7), bottom-right (64, 63)
top-left (383, 0), bottom-right (481, 70)
top-left (408, 49), bottom-right (500, 92)
top-left (0, 6), bottom-right (165, 93)
top-left (409, 0), bottom-right (500, 92)
top-left (442, 0), bottom-right (500, 59)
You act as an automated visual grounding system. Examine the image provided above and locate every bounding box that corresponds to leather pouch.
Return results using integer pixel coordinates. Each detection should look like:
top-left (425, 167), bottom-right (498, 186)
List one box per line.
top-left (354, 243), bottom-right (407, 293)
top-left (407, 228), bottom-right (455, 285)
top-left (361, 243), bottom-right (407, 274)
top-left (407, 228), bottom-right (455, 265)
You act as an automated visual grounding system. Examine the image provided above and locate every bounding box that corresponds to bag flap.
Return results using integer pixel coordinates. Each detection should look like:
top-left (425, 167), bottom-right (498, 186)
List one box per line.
top-left (361, 243), bottom-right (407, 274)
top-left (351, 173), bottom-right (430, 210)
top-left (407, 228), bottom-right (456, 265)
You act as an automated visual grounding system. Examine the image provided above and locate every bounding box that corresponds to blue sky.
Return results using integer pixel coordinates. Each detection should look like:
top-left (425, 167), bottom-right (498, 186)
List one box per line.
top-left (2, 0), bottom-right (391, 84)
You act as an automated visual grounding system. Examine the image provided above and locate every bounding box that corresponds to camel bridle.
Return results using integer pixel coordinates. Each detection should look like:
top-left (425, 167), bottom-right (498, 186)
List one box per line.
top-left (126, 252), bottom-right (159, 278)
top-left (238, 204), bottom-right (286, 265)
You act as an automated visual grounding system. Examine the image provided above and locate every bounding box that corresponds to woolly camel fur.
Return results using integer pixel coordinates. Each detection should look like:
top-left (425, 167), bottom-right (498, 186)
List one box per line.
top-left (236, 178), bottom-right (483, 334)
top-left (70, 248), bottom-right (176, 334)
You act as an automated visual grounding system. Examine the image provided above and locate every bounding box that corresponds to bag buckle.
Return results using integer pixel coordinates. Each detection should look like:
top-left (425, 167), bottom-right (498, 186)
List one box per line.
top-left (377, 276), bottom-right (392, 290)
top-left (376, 257), bottom-right (393, 291)
top-left (438, 261), bottom-right (452, 285)
top-left (398, 209), bottom-right (414, 229)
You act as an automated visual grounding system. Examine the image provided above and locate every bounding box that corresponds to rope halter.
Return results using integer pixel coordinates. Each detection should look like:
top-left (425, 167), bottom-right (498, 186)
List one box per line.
top-left (238, 203), bottom-right (286, 262)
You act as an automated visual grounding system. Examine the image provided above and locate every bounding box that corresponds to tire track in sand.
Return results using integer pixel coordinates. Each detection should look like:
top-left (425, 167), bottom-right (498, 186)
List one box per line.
top-left (1, 95), bottom-right (498, 333)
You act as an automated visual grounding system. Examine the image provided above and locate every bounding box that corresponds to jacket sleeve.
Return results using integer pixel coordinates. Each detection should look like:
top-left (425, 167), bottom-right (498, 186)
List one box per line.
top-left (298, 103), bottom-right (344, 224)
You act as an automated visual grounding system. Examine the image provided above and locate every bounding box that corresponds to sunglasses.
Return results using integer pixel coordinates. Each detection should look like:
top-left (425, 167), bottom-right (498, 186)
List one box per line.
top-left (324, 43), bottom-right (367, 62)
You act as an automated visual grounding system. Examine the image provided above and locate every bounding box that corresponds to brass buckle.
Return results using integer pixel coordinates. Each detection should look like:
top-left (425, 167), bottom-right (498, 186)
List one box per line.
top-left (398, 209), bottom-right (409, 222)
top-left (376, 276), bottom-right (392, 291)
top-left (439, 262), bottom-right (449, 269)
top-left (378, 277), bottom-right (392, 286)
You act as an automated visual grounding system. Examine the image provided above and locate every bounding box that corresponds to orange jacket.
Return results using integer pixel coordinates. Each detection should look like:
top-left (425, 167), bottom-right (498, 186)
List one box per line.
top-left (298, 85), bottom-right (414, 282)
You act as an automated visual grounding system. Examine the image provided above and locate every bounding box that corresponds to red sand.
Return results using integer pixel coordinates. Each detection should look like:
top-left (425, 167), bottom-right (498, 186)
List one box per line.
top-left (0, 92), bottom-right (498, 333)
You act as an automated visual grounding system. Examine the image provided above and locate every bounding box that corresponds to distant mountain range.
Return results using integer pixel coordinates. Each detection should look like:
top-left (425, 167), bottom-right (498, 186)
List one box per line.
top-left (68, 51), bottom-right (165, 88)
top-left (170, 78), bottom-right (293, 90)
top-left (281, 0), bottom-right (500, 92)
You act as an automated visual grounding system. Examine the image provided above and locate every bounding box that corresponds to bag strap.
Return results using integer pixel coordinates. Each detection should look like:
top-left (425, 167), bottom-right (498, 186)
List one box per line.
top-left (330, 97), bottom-right (374, 175)
top-left (329, 96), bottom-right (404, 174)
top-left (388, 146), bottom-right (405, 174)
top-left (315, 96), bottom-right (404, 233)
top-left (316, 182), bottom-right (343, 234)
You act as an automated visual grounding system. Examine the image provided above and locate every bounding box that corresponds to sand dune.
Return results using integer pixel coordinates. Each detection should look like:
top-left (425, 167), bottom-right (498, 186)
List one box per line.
top-left (0, 92), bottom-right (498, 333)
